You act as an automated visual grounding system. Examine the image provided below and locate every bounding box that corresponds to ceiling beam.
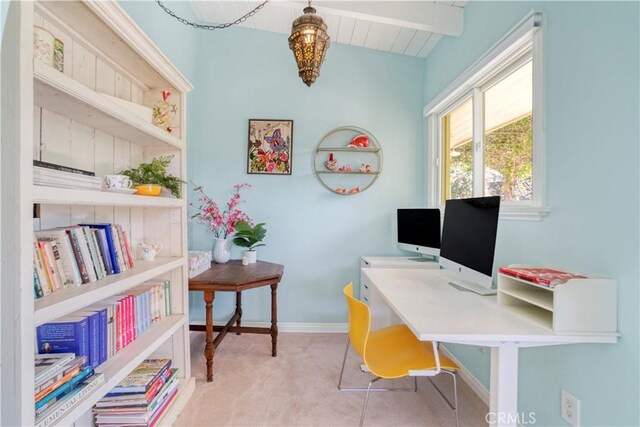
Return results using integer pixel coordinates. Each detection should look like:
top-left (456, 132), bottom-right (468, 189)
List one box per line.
top-left (281, 1), bottom-right (464, 36)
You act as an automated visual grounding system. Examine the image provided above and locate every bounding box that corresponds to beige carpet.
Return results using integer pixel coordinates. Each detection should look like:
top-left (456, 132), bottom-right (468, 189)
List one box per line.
top-left (175, 332), bottom-right (489, 427)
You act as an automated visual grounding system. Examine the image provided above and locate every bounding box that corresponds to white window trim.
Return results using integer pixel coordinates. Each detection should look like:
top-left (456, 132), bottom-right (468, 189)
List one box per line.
top-left (425, 11), bottom-right (548, 221)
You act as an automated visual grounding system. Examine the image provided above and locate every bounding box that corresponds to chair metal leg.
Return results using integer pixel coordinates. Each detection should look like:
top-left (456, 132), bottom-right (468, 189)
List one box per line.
top-left (428, 370), bottom-right (459, 427)
top-left (360, 377), bottom-right (381, 427)
top-left (337, 337), bottom-right (350, 390)
top-left (338, 337), bottom-right (417, 393)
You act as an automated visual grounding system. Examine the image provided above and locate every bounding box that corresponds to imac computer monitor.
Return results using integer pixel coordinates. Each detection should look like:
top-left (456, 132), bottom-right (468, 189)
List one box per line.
top-left (439, 196), bottom-right (501, 289)
top-left (397, 208), bottom-right (441, 259)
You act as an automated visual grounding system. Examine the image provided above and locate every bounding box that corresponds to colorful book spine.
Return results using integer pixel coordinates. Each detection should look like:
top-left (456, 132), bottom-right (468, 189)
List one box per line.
top-left (34, 269), bottom-right (44, 299)
top-left (36, 316), bottom-right (90, 361)
top-left (37, 231), bottom-right (82, 286)
top-left (33, 238), bottom-right (50, 296)
top-left (39, 241), bottom-right (62, 291)
top-left (82, 226), bottom-right (106, 280)
top-left (35, 373), bottom-right (104, 427)
top-left (34, 366), bottom-right (81, 402)
top-left (111, 225), bottom-right (126, 272)
top-left (93, 228), bottom-right (114, 275)
top-left (121, 230), bottom-right (135, 269)
top-left (73, 312), bottom-right (100, 368)
top-left (35, 366), bottom-right (94, 411)
top-left (65, 229), bottom-right (90, 284)
top-left (70, 227), bottom-right (97, 282)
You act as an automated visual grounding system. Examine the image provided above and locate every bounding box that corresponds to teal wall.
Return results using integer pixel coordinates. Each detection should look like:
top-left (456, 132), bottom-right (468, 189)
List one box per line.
top-left (187, 27), bottom-right (424, 323)
top-left (120, 2), bottom-right (425, 324)
top-left (424, 2), bottom-right (639, 426)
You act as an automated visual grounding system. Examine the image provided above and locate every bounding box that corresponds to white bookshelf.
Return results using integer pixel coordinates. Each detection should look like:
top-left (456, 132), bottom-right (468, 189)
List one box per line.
top-left (497, 265), bottom-right (617, 334)
top-left (1, 1), bottom-right (194, 426)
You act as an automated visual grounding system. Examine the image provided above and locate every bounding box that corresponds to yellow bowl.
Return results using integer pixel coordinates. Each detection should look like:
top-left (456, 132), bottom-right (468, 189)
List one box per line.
top-left (135, 184), bottom-right (162, 196)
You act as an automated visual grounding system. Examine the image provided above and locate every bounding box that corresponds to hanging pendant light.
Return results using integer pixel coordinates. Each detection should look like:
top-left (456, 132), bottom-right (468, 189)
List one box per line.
top-left (288, 1), bottom-right (330, 87)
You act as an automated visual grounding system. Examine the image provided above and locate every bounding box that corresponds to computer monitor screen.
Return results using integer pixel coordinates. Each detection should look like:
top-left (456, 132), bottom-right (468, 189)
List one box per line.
top-left (397, 209), bottom-right (441, 258)
top-left (439, 196), bottom-right (500, 287)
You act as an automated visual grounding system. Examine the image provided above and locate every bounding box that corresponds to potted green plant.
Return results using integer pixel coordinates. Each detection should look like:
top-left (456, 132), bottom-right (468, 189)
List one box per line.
top-left (120, 155), bottom-right (183, 198)
top-left (233, 221), bottom-right (267, 264)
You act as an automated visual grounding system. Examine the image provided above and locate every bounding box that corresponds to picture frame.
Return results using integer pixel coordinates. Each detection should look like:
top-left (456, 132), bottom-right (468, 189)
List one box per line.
top-left (247, 119), bottom-right (294, 175)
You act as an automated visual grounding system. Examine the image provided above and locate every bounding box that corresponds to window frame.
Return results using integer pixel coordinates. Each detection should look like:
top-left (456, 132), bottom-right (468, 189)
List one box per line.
top-left (425, 12), bottom-right (548, 221)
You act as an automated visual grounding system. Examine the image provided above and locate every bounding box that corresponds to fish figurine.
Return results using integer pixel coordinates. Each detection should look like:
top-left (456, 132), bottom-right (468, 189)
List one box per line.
top-left (335, 188), bottom-right (347, 194)
top-left (325, 153), bottom-right (338, 171)
top-left (338, 164), bottom-right (352, 172)
top-left (347, 134), bottom-right (370, 149)
top-left (349, 187), bottom-right (360, 194)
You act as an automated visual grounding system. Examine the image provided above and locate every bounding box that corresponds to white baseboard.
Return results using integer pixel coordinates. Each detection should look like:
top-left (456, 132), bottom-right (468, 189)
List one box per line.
top-left (440, 345), bottom-right (490, 406)
top-left (189, 320), bottom-right (348, 333)
top-left (189, 320), bottom-right (488, 405)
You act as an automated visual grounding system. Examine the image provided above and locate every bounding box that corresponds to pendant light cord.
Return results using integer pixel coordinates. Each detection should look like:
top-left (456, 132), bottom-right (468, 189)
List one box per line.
top-left (156, 0), bottom-right (270, 30)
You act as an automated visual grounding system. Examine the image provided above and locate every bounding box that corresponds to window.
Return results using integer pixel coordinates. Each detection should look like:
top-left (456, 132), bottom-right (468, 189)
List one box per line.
top-left (425, 13), bottom-right (548, 220)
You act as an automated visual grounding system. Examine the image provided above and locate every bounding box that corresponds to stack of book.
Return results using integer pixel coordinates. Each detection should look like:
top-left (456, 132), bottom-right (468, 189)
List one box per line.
top-left (94, 359), bottom-right (179, 427)
top-left (34, 353), bottom-right (105, 427)
top-left (34, 160), bottom-right (102, 191)
top-left (36, 282), bottom-right (172, 366)
top-left (33, 223), bottom-right (135, 299)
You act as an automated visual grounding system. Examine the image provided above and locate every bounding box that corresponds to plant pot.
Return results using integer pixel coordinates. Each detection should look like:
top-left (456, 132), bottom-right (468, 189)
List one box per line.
top-left (135, 184), bottom-right (162, 196)
top-left (245, 249), bottom-right (257, 264)
top-left (213, 238), bottom-right (231, 264)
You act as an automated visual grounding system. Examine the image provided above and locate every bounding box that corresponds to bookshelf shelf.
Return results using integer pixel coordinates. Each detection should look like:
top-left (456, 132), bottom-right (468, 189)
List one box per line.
top-left (316, 147), bottom-right (381, 153)
top-left (498, 287), bottom-right (554, 312)
top-left (33, 185), bottom-right (184, 208)
top-left (52, 314), bottom-right (187, 427)
top-left (34, 257), bottom-right (184, 326)
top-left (34, 62), bottom-right (184, 151)
top-left (316, 170), bottom-right (381, 175)
top-left (1, 1), bottom-right (194, 425)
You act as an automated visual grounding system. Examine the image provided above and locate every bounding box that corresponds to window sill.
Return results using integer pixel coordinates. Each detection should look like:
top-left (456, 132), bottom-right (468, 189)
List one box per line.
top-left (438, 205), bottom-right (550, 221)
top-left (499, 205), bottom-right (550, 221)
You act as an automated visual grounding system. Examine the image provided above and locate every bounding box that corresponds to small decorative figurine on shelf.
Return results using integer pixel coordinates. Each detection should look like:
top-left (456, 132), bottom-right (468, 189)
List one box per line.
top-left (359, 163), bottom-right (371, 173)
top-left (335, 188), bottom-right (347, 194)
top-left (152, 90), bottom-right (178, 133)
top-left (140, 242), bottom-right (163, 261)
top-left (349, 187), bottom-right (360, 194)
top-left (338, 164), bottom-right (352, 172)
top-left (347, 134), bottom-right (370, 149)
top-left (325, 153), bottom-right (338, 171)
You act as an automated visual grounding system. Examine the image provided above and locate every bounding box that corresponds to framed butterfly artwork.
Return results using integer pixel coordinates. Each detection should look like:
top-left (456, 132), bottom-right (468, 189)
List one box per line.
top-left (247, 119), bottom-right (294, 175)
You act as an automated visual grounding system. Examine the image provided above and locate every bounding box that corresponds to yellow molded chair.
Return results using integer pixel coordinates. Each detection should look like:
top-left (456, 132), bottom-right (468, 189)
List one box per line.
top-left (340, 283), bottom-right (460, 427)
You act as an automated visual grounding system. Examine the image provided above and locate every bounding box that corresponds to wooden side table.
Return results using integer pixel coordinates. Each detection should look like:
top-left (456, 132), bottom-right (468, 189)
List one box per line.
top-left (188, 260), bottom-right (285, 382)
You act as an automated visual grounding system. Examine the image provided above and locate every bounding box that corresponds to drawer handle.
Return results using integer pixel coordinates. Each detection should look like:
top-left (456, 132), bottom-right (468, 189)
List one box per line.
top-left (364, 260), bottom-right (370, 265)
top-left (364, 284), bottom-right (368, 289)
top-left (363, 296), bottom-right (368, 301)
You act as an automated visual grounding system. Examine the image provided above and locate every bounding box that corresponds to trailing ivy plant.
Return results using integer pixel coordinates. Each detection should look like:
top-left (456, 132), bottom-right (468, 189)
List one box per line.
top-left (120, 155), bottom-right (184, 198)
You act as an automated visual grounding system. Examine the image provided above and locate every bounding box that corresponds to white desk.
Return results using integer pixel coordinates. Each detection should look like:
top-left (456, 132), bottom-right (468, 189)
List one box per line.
top-left (363, 268), bottom-right (618, 427)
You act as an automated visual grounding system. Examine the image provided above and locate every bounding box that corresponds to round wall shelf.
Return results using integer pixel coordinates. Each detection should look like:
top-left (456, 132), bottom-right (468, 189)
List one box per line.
top-left (313, 126), bottom-right (383, 195)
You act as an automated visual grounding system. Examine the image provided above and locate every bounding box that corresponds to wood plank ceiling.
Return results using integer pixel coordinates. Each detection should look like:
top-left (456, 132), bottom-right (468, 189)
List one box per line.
top-left (189, 1), bottom-right (467, 58)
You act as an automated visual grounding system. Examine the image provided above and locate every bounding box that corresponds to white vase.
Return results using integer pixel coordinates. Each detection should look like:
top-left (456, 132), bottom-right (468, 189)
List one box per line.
top-left (212, 238), bottom-right (231, 264)
top-left (245, 249), bottom-right (257, 264)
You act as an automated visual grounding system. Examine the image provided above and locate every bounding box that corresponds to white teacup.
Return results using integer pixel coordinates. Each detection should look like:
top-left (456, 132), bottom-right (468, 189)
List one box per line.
top-left (104, 175), bottom-right (133, 190)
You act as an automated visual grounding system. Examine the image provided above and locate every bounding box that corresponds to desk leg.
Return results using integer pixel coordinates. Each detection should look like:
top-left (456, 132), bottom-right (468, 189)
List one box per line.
top-left (236, 291), bottom-right (242, 335)
top-left (489, 345), bottom-right (519, 427)
top-left (204, 291), bottom-right (216, 382)
top-left (270, 283), bottom-right (278, 357)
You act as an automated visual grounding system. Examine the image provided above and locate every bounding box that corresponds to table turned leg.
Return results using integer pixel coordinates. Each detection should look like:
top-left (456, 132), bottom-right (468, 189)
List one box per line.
top-left (236, 291), bottom-right (242, 335)
top-left (270, 283), bottom-right (278, 357)
top-left (204, 290), bottom-right (216, 382)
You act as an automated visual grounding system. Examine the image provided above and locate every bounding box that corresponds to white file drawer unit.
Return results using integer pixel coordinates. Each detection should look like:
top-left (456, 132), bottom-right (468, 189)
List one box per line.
top-left (360, 256), bottom-right (438, 304)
